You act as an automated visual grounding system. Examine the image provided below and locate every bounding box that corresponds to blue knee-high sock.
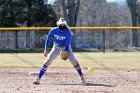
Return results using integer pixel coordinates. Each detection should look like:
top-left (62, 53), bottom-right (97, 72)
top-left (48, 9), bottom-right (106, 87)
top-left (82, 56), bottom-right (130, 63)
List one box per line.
top-left (74, 64), bottom-right (83, 76)
top-left (38, 64), bottom-right (48, 79)
top-left (77, 69), bottom-right (83, 76)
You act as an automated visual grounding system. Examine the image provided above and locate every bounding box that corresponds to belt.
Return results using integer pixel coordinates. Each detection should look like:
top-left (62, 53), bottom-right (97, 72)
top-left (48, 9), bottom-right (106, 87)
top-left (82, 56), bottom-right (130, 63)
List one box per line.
top-left (58, 45), bottom-right (64, 48)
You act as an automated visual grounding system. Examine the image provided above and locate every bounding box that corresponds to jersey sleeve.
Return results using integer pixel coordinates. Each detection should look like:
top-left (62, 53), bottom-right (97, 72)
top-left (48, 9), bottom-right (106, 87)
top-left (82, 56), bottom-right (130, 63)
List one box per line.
top-left (45, 28), bottom-right (54, 50)
top-left (64, 31), bottom-right (72, 51)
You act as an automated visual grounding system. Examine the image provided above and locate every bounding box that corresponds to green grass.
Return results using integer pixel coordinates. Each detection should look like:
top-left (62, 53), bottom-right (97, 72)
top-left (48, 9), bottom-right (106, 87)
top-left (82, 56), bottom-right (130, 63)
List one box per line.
top-left (0, 52), bottom-right (140, 70)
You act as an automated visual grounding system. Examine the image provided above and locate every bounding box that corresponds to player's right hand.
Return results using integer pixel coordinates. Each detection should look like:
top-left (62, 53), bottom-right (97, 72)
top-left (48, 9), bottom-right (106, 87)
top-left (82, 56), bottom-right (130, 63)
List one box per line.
top-left (44, 50), bottom-right (48, 57)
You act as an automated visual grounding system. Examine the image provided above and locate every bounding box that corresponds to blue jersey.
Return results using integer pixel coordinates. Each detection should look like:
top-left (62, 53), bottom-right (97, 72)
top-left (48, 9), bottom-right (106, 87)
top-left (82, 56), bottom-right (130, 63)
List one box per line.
top-left (45, 27), bottom-right (72, 51)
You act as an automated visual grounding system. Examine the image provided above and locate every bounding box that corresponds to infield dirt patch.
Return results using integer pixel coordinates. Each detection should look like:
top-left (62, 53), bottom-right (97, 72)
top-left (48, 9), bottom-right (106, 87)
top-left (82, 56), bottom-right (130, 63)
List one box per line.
top-left (0, 68), bottom-right (140, 93)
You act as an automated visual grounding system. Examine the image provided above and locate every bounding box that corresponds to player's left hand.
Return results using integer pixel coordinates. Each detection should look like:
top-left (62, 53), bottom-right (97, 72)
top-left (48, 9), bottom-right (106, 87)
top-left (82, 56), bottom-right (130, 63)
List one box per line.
top-left (44, 50), bottom-right (48, 57)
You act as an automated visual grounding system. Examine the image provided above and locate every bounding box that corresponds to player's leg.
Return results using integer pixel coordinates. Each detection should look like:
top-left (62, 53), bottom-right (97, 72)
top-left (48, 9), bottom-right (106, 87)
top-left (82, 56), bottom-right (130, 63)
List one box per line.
top-left (33, 45), bottom-right (61, 84)
top-left (68, 46), bottom-right (85, 83)
top-left (71, 61), bottom-right (85, 83)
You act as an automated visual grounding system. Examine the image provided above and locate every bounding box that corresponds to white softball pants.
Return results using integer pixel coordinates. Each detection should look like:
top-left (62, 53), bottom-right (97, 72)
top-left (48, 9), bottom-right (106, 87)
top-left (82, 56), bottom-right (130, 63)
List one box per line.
top-left (46, 44), bottom-right (77, 63)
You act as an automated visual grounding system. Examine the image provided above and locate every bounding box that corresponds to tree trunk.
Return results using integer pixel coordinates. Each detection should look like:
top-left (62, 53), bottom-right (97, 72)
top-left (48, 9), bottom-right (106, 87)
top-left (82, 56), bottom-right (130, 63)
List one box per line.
top-left (26, 0), bottom-right (32, 48)
top-left (61, 0), bottom-right (80, 48)
top-left (127, 0), bottom-right (138, 47)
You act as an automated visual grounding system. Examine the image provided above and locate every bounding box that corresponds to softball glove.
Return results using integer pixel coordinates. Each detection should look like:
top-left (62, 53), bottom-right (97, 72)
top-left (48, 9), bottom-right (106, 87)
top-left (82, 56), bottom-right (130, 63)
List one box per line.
top-left (60, 50), bottom-right (70, 60)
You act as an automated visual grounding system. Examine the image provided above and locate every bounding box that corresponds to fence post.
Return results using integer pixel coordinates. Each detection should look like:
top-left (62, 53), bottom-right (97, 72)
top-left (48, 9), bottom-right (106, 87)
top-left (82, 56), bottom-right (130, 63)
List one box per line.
top-left (103, 30), bottom-right (105, 53)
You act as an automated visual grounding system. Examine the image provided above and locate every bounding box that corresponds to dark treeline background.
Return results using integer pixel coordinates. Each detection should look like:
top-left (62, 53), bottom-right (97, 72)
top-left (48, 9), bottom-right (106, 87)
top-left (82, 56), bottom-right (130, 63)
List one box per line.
top-left (0, 0), bottom-right (57, 27)
top-left (0, 0), bottom-right (57, 48)
top-left (0, 0), bottom-right (140, 51)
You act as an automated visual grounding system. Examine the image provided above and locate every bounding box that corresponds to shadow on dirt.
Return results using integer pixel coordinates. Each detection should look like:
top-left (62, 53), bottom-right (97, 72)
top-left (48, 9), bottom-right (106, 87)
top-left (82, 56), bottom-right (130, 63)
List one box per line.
top-left (83, 83), bottom-right (114, 87)
top-left (60, 83), bottom-right (114, 87)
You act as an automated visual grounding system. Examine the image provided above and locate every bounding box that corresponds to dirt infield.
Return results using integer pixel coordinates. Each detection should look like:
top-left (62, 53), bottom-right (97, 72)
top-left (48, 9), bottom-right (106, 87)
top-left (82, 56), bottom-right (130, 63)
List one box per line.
top-left (0, 68), bottom-right (140, 93)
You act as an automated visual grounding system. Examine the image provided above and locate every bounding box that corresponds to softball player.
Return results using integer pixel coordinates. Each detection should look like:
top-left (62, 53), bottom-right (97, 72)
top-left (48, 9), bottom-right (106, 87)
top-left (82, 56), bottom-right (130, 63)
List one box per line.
top-left (33, 18), bottom-right (85, 84)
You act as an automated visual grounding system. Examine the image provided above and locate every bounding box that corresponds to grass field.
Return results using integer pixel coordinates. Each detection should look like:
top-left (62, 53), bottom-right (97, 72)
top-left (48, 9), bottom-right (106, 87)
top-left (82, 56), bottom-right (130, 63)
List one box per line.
top-left (0, 52), bottom-right (140, 70)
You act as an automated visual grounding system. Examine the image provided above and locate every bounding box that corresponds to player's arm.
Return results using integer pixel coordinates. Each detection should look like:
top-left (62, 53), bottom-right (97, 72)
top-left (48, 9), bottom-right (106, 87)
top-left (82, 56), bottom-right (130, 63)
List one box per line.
top-left (61, 32), bottom-right (71, 60)
top-left (64, 31), bottom-right (72, 52)
top-left (44, 29), bottom-right (54, 57)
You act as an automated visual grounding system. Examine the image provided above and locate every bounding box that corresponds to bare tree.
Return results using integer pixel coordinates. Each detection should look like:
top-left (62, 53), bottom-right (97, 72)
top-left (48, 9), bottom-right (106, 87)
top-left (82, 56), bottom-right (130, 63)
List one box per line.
top-left (61, 0), bottom-right (80, 26)
top-left (61, 0), bottom-right (80, 47)
top-left (77, 0), bottom-right (131, 48)
top-left (127, 0), bottom-right (139, 47)
top-left (54, 0), bottom-right (132, 49)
